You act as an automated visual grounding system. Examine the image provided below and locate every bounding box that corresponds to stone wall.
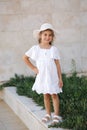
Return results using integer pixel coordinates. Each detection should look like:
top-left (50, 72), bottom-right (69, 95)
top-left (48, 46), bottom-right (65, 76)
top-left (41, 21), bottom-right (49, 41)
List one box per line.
top-left (0, 0), bottom-right (87, 81)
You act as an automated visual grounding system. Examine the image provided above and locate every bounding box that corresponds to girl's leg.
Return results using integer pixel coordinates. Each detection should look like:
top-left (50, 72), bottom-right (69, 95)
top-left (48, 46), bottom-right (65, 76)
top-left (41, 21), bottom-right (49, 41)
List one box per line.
top-left (51, 94), bottom-right (62, 125)
top-left (44, 94), bottom-right (51, 115)
top-left (51, 94), bottom-right (59, 115)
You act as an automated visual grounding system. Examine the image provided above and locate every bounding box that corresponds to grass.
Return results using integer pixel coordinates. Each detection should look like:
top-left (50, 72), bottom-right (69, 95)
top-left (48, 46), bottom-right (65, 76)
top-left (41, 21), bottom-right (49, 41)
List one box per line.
top-left (0, 73), bottom-right (87, 130)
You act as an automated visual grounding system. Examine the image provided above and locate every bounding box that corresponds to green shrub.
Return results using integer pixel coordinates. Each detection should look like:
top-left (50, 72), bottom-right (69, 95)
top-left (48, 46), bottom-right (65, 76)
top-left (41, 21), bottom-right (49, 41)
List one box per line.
top-left (0, 73), bottom-right (87, 130)
top-left (54, 73), bottom-right (87, 130)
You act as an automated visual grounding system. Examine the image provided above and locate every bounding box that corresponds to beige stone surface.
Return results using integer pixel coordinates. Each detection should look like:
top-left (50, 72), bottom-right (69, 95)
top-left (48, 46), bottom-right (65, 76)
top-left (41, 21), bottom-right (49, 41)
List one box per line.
top-left (0, 0), bottom-right (21, 14)
top-left (80, 0), bottom-right (87, 11)
top-left (0, 0), bottom-right (87, 81)
top-left (51, 0), bottom-right (80, 12)
top-left (0, 100), bottom-right (29, 130)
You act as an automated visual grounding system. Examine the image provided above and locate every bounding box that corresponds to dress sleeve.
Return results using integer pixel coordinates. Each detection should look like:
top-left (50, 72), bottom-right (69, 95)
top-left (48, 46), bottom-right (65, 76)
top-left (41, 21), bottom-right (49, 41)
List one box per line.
top-left (25, 45), bottom-right (37, 61)
top-left (51, 46), bottom-right (60, 60)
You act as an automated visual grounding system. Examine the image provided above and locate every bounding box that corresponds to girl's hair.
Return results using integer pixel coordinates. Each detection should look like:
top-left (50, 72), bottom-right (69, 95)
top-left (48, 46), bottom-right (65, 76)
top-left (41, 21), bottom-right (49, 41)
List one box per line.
top-left (38, 29), bottom-right (55, 45)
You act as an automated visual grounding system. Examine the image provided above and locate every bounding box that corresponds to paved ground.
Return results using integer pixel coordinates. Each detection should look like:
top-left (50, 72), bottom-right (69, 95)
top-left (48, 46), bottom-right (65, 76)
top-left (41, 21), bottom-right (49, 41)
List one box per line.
top-left (0, 99), bottom-right (29, 130)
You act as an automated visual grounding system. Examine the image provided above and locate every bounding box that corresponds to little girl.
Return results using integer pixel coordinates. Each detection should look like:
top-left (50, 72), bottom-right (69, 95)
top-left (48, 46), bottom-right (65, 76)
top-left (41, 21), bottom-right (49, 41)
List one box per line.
top-left (23, 23), bottom-right (63, 125)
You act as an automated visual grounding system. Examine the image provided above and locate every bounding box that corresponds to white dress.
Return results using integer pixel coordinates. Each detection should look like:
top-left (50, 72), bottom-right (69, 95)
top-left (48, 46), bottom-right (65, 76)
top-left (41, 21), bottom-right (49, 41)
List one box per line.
top-left (25, 45), bottom-right (62, 94)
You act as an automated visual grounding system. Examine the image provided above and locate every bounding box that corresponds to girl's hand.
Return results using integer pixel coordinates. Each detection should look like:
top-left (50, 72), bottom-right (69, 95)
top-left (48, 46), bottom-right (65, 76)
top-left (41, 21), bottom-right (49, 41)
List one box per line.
top-left (33, 67), bottom-right (39, 74)
top-left (59, 79), bottom-right (63, 88)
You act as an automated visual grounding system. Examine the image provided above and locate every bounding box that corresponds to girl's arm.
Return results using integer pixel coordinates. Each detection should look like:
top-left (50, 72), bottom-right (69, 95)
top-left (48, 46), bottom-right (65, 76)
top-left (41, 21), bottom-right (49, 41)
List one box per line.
top-left (55, 59), bottom-right (63, 88)
top-left (23, 55), bottom-right (39, 74)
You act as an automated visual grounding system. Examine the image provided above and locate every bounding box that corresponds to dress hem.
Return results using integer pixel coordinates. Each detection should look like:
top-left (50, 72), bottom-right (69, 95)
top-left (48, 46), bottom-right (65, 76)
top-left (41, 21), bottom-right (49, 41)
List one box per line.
top-left (32, 89), bottom-right (63, 95)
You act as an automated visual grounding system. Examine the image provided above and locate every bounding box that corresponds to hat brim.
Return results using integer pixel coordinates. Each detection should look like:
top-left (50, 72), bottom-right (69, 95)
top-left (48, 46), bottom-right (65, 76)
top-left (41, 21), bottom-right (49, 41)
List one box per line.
top-left (33, 30), bottom-right (40, 39)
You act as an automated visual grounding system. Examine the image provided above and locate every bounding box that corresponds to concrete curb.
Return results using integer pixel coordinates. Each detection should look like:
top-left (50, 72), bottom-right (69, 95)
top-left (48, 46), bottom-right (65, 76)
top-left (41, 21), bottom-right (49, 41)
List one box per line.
top-left (0, 87), bottom-right (68, 130)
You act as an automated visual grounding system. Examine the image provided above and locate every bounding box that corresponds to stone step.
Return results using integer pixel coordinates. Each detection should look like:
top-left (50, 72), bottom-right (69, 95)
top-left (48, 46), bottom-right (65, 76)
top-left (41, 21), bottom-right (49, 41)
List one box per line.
top-left (0, 87), bottom-right (69, 130)
top-left (0, 100), bottom-right (29, 130)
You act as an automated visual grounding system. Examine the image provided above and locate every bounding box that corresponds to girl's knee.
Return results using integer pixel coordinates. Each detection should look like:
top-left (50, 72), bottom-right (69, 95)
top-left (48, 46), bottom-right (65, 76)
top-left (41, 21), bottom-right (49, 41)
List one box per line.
top-left (44, 94), bottom-right (50, 100)
top-left (52, 94), bottom-right (58, 100)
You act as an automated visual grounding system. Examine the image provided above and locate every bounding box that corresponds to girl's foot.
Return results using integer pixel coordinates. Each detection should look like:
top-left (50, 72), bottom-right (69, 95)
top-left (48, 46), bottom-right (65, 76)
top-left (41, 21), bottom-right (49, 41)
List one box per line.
top-left (42, 114), bottom-right (51, 123)
top-left (51, 115), bottom-right (62, 125)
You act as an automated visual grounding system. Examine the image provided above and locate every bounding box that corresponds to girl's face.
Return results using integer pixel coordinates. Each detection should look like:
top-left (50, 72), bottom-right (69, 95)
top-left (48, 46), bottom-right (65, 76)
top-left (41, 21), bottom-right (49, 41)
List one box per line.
top-left (39, 29), bottom-right (54, 44)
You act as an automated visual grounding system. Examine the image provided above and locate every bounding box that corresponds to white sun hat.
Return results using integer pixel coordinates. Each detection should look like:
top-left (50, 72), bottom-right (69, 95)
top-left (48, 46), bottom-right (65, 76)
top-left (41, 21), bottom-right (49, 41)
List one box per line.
top-left (33, 23), bottom-right (57, 39)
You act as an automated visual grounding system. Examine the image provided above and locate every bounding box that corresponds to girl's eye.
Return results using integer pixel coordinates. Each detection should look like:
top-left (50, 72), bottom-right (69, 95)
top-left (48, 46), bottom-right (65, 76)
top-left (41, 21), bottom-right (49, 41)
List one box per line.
top-left (44, 34), bottom-right (52, 36)
top-left (44, 33), bottom-right (47, 36)
top-left (49, 34), bottom-right (52, 36)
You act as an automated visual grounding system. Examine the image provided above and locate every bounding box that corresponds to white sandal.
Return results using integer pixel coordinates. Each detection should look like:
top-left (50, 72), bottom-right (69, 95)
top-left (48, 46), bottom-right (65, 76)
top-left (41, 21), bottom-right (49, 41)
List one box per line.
top-left (51, 115), bottom-right (62, 125)
top-left (42, 114), bottom-right (51, 123)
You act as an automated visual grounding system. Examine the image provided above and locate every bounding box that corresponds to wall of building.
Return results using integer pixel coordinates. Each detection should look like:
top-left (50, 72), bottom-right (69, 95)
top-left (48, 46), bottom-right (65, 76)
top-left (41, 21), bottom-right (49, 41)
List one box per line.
top-left (0, 0), bottom-right (87, 81)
